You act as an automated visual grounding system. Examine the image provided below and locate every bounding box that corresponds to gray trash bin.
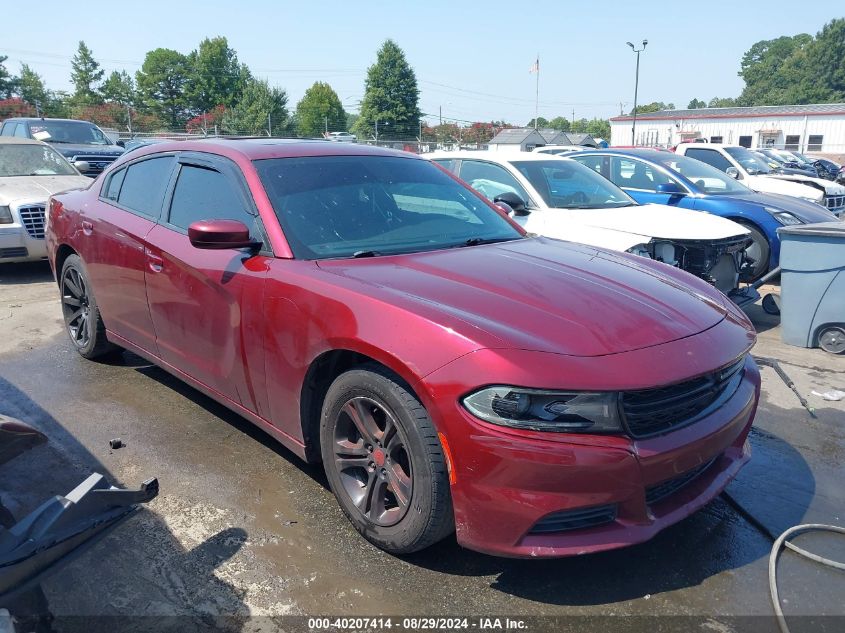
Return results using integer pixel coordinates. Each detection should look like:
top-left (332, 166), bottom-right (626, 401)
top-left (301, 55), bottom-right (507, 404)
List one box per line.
top-left (777, 221), bottom-right (845, 354)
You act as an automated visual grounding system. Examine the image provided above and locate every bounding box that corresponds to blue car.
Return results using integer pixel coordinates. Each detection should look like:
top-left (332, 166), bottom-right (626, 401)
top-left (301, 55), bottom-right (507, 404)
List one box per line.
top-left (569, 149), bottom-right (839, 279)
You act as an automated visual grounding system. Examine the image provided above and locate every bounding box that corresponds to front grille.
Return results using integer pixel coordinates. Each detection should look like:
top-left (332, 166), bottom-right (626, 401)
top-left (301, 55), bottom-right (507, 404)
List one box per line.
top-left (0, 247), bottom-right (28, 259)
top-left (528, 504), bottom-right (617, 534)
top-left (621, 357), bottom-right (746, 439)
top-left (18, 205), bottom-right (46, 239)
top-left (646, 456), bottom-right (719, 505)
top-left (71, 155), bottom-right (119, 173)
top-left (825, 195), bottom-right (845, 212)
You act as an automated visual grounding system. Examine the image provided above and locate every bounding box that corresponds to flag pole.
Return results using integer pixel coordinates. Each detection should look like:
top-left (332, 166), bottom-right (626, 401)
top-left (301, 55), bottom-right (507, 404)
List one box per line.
top-left (534, 54), bottom-right (540, 130)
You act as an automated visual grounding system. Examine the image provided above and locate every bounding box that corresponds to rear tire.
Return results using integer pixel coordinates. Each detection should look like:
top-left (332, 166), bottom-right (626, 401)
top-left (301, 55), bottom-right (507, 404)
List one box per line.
top-left (60, 254), bottom-right (120, 360)
top-left (737, 221), bottom-right (771, 281)
top-left (320, 364), bottom-right (454, 554)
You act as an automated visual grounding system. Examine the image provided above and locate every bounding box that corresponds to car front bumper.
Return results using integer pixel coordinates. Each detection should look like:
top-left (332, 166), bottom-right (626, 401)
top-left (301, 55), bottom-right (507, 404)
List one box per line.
top-left (0, 224), bottom-right (47, 263)
top-left (419, 321), bottom-right (760, 558)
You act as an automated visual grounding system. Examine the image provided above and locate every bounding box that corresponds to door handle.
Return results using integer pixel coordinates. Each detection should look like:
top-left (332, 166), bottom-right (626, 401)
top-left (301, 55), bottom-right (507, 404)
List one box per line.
top-left (146, 251), bottom-right (163, 273)
top-left (81, 220), bottom-right (93, 235)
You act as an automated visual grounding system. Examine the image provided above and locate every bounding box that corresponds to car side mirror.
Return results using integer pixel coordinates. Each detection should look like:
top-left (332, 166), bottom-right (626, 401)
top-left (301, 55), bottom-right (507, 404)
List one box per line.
top-left (493, 192), bottom-right (529, 216)
top-left (116, 140), bottom-right (125, 148)
top-left (73, 160), bottom-right (90, 173)
top-left (726, 167), bottom-right (740, 179)
top-left (188, 219), bottom-right (260, 250)
top-left (656, 182), bottom-right (684, 194)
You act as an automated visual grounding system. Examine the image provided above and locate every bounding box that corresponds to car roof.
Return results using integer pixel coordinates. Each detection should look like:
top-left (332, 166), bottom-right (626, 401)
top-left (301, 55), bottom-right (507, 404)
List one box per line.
top-left (3, 117), bottom-right (97, 123)
top-left (426, 150), bottom-right (567, 163)
top-left (0, 136), bottom-right (49, 146)
top-left (121, 138), bottom-right (420, 163)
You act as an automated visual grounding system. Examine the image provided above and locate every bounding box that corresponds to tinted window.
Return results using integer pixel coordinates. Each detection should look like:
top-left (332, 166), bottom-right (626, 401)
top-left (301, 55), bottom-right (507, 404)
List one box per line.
top-left (14, 124), bottom-right (28, 138)
top-left (117, 157), bottom-right (174, 218)
top-left (739, 136), bottom-right (752, 148)
top-left (168, 165), bottom-right (252, 230)
top-left (1, 123), bottom-right (17, 136)
top-left (102, 167), bottom-right (126, 202)
top-left (431, 158), bottom-right (457, 173)
top-left (512, 160), bottom-right (634, 209)
top-left (609, 157), bottom-right (674, 192)
top-left (685, 148), bottom-right (734, 173)
top-left (459, 160), bottom-right (531, 204)
top-left (255, 156), bottom-right (522, 260)
top-left (572, 154), bottom-right (604, 174)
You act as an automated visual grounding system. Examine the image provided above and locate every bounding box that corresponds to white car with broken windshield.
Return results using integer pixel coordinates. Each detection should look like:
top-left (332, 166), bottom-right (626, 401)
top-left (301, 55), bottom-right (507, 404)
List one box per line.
top-left (428, 151), bottom-right (754, 302)
top-left (0, 138), bottom-right (91, 263)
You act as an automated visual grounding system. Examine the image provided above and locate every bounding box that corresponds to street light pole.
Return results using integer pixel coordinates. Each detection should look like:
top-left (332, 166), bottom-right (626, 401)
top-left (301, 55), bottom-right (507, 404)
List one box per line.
top-left (627, 39), bottom-right (648, 146)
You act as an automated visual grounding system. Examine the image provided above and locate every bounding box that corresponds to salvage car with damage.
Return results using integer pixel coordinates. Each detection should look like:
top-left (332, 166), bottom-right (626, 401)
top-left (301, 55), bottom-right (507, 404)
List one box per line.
top-left (46, 139), bottom-right (760, 558)
top-left (428, 151), bottom-right (757, 304)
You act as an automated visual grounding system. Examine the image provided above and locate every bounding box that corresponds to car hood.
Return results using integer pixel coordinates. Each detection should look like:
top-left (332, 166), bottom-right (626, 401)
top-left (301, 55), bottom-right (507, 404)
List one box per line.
top-left (559, 203), bottom-right (748, 242)
top-left (0, 175), bottom-right (92, 205)
top-left (722, 191), bottom-right (840, 223)
top-left (746, 174), bottom-right (823, 200)
top-left (317, 237), bottom-right (728, 357)
top-left (768, 173), bottom-right (845, 195)
top-left (49, 144), bottom-right (124, 157)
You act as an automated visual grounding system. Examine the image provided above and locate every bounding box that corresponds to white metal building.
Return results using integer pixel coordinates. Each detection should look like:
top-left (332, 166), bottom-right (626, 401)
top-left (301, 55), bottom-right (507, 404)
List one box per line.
top-left (609, 103), bottom-right (845, 155)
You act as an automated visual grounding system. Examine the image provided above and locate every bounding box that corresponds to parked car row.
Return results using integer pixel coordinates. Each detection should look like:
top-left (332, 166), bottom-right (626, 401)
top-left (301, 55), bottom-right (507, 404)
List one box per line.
top-left (43, 139), bottom-right (762, 559)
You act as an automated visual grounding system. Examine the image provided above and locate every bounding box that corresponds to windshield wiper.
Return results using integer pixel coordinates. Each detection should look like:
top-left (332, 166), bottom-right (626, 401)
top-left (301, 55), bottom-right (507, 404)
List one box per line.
top-left (46, 139), bottom-right (73, 144)
top-left (352, 250), bottom-right (382, 258)
top-left (461, 237), bottom-right (517, 247)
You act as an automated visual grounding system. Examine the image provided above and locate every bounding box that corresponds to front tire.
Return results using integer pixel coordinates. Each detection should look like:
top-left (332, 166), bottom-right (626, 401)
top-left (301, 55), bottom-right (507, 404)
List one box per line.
top-left (737, 221), bottom-right (771, 281)
top-left (60, 254), bottom-right (119, 359)
top-left (320, 365), bottom-right (453, 554)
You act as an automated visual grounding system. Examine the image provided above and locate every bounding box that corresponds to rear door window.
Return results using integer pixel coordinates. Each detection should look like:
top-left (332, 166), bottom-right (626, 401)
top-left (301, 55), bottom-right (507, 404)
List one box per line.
top-left (1, 122), bottom-right (17, 136)
top-left (685, 148), bottom-right (733, 172)
top-left (458, 160), bottom-right (531, 203)
top-left (117, 156), bottom-right (175, 219)
top-left (102, 167), bottom-right (127, 202)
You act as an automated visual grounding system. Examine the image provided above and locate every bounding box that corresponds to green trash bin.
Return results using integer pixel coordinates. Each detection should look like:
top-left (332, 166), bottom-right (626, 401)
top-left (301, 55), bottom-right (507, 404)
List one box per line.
top-left (777, 222), bottom-right (845, 354)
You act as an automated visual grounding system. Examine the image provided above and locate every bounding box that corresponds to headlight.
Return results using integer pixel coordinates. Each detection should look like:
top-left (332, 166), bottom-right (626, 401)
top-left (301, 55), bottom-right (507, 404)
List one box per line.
top-left (626, 243), bottom-right (652, 258)
top-left (0, 206), bottom-right (12, 224)
top-left (773, 211), bottom-right (803, 226)
top-left (462, 386), bottom-right (622, 433)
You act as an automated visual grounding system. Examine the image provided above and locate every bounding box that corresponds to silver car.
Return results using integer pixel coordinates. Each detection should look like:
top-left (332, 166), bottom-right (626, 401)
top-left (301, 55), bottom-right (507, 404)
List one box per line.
top-left (0, 138), bottom-right (92, 263)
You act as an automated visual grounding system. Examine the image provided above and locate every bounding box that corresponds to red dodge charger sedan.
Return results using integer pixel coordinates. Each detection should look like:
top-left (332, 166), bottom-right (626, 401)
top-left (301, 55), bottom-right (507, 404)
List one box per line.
top-left (46, 139), bottom-right (760, 558)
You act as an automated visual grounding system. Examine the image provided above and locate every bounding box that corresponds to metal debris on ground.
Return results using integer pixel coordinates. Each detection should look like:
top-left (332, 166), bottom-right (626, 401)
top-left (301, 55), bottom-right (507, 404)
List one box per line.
top-left (109, 438), bottom-right (124, 449)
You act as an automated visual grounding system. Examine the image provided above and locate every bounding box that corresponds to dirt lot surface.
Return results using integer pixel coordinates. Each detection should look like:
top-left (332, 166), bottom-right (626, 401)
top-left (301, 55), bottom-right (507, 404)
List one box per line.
top-left (0, 261), bottom-right (843, 632)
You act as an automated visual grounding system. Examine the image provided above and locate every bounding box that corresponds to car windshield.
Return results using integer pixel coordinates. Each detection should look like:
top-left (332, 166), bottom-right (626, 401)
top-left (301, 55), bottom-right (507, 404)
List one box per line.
top-left (0, 143), bottom-right (78, 177)
top-left (255, 155), bottom-right (523, 259)
top-left (724, 146), bottom-right (772, 175)
top-left (28, 120), bottom-right (110, 145)
top-left (510, 159), bottom-right (634, 208)
top-left (655, 153), bottom-right (749, 195)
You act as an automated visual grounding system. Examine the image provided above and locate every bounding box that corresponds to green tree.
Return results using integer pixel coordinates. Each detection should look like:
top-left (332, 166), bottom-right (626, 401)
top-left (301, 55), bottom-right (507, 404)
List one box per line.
top-left (707, 96), bottom-right (739, 108)
top-left (526, 116), bottom-right (549, 128)
top-left (546, 116), bottom-right (571, 131)
top-left (0, 55), bottom-right (18, 99)
top-left (136, 48), bottom-right (191, 129)
top-left (187, 37), bottom-right (250, 114)
top-left (355, 40), bottom-right (421, 140)
top-left (801, 19), bottom-right (845, 103)
top-left (295, 81), bottom-right (346, 137)
top-left (585, 118), bottom-right (610, 139)
top-left (737, 34), bottom-right (812, 105)
top-left (631, 102), bottom-right (674, 115)
top-left (101, 70), bottom-right (135, 105)
top-left (223, 78), bottom-right (288, 135)
top-left (18, 64), bottom-right (48, 109)
top-left (687, 98), bottom-right (707, 109)
top-left (70, 41), bottom-right (104, 105)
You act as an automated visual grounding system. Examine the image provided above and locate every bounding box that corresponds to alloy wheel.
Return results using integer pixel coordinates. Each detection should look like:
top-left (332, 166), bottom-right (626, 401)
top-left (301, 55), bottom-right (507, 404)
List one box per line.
top-left (332, 396), bottom-right (413, 527)
top-left (61, 266), bottom-right (91, 349)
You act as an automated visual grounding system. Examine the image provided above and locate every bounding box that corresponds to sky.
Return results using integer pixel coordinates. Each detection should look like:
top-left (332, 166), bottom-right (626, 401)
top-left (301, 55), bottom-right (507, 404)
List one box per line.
top-left (3, 1), bottom-right (842, 126)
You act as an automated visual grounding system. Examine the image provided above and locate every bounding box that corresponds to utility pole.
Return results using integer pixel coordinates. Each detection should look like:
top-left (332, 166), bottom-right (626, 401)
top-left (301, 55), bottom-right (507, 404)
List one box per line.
top-left (268, 113), bottom-right (272, 137)
top-left (325, 115), bottom-right (328, 136)
top-left (439, 106), bottom-right (442, 126)
top-left (627, 39), bottom-right (648, 146)
top-left (375, 118), bottom-right (379, 143)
